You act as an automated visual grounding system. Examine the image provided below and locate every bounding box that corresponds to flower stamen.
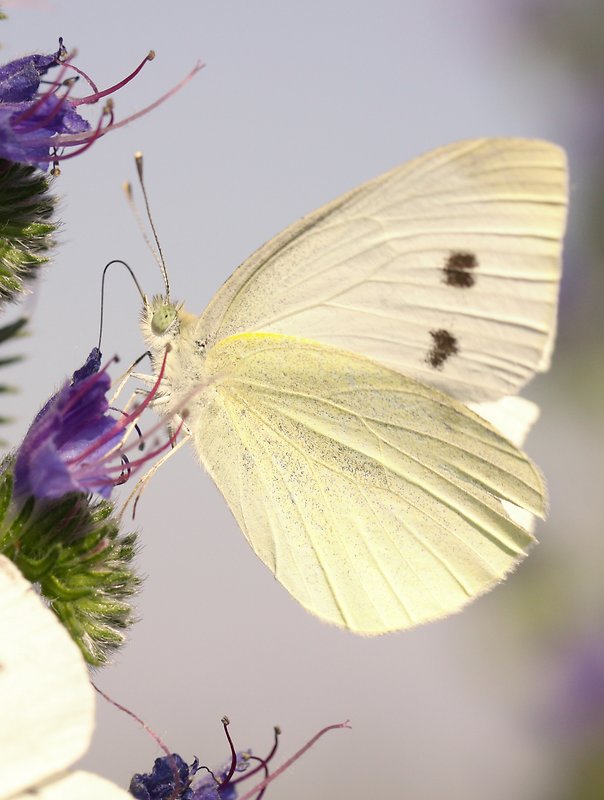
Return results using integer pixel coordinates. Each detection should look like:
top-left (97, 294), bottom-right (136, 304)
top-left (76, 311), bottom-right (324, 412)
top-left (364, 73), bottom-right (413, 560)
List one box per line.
top-left (70, 50), bottom-right (155, 106)
top-left (59, 60), bottom-right (205, 141)
top-left (231, 727), bottom-right (281, 786)
top-left (220, 715), bottom-right (239, 786)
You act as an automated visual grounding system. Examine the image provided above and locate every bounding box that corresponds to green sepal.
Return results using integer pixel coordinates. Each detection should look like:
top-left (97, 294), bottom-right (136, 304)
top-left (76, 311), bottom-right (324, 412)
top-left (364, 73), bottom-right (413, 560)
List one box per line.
top-left (0, 317), bottom-right (27, 437)
top-left (0, 463), bottom-right (141, 667)
top-left (0, 468), bottom-right (12, 520)
top-left (0, 316), bottom-right (27, 343)
top-left (0, 161), bottom-right (57, 304)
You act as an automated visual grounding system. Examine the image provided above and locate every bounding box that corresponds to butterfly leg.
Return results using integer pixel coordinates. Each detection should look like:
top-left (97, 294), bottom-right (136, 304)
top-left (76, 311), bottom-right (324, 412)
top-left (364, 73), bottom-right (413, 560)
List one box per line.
top-left (118, 423), bottom-right (192, 521)
top-left (109, 376), bottom-right (188, 517)
top-left (106, 384), bottom-right (167, 457)
top-left (109, 348), bottom-right (154, 404)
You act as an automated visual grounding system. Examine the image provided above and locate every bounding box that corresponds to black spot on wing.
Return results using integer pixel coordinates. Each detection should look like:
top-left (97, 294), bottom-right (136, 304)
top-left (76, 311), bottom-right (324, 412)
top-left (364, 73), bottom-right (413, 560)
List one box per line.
top-left (443, 251), bottom-right (478, 288)
top-left (426, 329), bottom-right (458, 369)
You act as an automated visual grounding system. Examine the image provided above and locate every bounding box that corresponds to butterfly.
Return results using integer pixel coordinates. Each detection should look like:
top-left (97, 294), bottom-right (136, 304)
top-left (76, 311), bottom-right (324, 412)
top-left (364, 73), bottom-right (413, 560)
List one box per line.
top-left (137, 139), bottom-right (568, 635)
top-left (0, 555), bottom-right (130, 799)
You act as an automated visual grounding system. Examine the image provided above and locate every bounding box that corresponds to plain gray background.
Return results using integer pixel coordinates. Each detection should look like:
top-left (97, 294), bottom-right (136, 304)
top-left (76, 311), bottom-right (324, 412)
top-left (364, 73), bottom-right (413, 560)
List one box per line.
top-left (3, 2), bottom-right (604, 798)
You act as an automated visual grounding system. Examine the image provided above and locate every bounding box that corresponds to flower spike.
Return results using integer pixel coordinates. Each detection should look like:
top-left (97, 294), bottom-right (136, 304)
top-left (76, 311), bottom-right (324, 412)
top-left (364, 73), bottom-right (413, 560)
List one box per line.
top-left (69, 50), bottom-right (156, 106)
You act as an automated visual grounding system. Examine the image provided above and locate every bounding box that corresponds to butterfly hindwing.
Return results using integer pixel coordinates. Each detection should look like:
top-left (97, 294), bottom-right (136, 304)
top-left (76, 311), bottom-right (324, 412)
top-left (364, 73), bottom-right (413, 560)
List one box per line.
top-left (194, 333), bottom-right (544, 633)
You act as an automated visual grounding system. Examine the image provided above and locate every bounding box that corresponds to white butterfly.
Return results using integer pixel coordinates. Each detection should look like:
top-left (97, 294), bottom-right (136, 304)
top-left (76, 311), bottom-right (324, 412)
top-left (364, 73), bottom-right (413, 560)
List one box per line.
top-left (0, 556), bottom-right (130, 799)
top-left (137, 139), bottom-right (567, 634)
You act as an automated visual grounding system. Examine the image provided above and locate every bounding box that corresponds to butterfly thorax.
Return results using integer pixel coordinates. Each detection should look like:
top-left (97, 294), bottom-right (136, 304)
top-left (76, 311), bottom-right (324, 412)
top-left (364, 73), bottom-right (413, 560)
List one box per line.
top-left (140, 295), bottom-right (209, 419)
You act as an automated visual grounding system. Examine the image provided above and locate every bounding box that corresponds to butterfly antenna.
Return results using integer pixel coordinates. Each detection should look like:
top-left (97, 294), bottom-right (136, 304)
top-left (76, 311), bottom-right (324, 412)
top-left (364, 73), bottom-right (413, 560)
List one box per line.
top-left (134, 151), bottom-right (170, 300)
top-left (123, 179), bottom-right (162, 270)
top-left (98, 259), bottom-right (146, 350)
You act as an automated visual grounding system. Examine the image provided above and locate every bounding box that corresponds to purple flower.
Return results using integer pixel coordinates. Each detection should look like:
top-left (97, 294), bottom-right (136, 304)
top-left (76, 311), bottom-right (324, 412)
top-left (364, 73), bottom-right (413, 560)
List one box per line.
top-left (0, 39), bottom-right (202, 171)
top-left (129, 754), bottom-right (197, 800)
top-left (129, 752), bottom-right (249, 800)
top-left (14, 347), bottom-right (174, 501)
top-left (14, 348), bottom-right (122, 499)
top-left (128, 720), bottom-right (350, 800)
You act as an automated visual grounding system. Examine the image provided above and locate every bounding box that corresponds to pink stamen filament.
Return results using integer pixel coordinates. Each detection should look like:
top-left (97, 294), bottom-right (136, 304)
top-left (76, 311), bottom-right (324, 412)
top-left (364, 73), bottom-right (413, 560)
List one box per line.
top-left (71, 50), bottom-right (155, 106)
top-left (52, 61), bottom-right (204, 145)
top-left (60, 60), bottom-right (99, 95)
top-left (236, 722), bottom-right (351, 800)
top-left (220, 718), bottom-right (239, 785)
top-left (244, 757), bottom-right (269, 800)
top-left (232, 728), bottom-right (280, 785)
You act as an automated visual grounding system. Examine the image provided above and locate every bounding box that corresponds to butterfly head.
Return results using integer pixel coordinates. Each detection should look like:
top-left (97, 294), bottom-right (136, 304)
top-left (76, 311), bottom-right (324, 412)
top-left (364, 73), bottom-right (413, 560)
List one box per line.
top-left (140, 295), bottom-right (198, 356)
top-left (150, 302), bottom-right (178, 336)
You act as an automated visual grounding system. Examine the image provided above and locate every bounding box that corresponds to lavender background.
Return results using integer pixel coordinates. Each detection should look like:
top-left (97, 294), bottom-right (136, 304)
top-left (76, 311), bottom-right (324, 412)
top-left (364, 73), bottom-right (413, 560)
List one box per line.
top-left (3, 1), bottom-right (604, 798)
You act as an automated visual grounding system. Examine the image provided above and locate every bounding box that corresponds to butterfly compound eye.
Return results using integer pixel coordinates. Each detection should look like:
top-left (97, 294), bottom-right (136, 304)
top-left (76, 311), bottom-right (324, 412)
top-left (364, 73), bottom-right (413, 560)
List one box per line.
top-left (151, 304), bottom-right (177, 335)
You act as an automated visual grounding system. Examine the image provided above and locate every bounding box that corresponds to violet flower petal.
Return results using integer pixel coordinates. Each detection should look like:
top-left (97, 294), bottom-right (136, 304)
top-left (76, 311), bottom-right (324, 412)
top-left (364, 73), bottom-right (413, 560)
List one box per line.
top-left (0, 54), bottom-right (56, 102)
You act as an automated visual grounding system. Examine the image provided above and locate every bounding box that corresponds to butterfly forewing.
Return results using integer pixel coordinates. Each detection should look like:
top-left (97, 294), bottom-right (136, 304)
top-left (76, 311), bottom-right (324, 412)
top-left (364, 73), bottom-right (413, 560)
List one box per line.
top-left (197, 139), bottom-right (567, 404)
top-left (194, 334), bottom-right (544, 634)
